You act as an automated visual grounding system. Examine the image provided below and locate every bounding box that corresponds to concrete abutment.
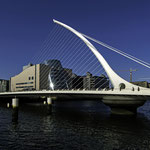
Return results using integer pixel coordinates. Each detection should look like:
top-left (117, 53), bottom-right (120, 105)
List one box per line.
top-left (102, 95), bottom-right (146, 115)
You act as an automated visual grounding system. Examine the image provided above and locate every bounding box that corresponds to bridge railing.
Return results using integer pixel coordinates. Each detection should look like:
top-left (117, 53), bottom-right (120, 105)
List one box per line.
top-left (1, 86), bottom-right (150, 94)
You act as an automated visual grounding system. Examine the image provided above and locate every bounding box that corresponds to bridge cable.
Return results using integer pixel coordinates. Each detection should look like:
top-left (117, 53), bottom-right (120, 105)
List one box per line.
top-left (81, 33), bottom-right (150, 69)
top-left (30, 26), bottom-right (110, 90)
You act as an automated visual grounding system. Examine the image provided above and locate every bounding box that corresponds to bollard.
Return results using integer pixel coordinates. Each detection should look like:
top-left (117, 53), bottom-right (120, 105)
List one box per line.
top-left (7, 103), bottom-right (10, 108)
top-left (47, 97), bottom-right (52, 105)
top-left (12, 98), bottom-right (19, 123)
top-left (12, 98), bottom-right (19, 108)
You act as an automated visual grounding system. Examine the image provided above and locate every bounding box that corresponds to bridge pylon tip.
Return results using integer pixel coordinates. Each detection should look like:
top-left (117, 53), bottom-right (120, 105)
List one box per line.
top-left (53, 19), bottom-right (57, 23)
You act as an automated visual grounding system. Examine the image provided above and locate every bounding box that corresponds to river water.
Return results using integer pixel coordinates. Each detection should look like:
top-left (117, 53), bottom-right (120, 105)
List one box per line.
top-left (0, 100), bottom-right (150, 150)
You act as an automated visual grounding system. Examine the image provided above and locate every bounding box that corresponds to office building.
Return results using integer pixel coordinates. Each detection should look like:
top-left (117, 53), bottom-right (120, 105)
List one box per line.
top-left (132, 81), bottom-right (149, 88)
top-left (83, 73), bottom-right (109, 90)
top-left (71, 72), bottom-right (109, 90)
top-left (11, 63), bottom-right (50, 92)
top-left (10, 59), bottom-right (109, 92)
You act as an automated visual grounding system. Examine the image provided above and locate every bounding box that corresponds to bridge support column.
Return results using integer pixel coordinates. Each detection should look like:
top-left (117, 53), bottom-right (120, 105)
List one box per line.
top-left (47, 97), bottom-right (52, 114)
top-left (12, 98), bottom-right (19, 123)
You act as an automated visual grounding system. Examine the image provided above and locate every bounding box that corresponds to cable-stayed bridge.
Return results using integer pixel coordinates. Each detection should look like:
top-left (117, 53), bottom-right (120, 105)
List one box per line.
top-left (1, 19), bottom-right (150, 115)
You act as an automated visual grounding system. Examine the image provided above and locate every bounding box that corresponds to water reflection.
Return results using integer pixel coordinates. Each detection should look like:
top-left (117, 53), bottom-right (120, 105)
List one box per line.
top-left (0, 100), bottom-right (150, 149)
top-left (12, 108), bottom-right (19, 123)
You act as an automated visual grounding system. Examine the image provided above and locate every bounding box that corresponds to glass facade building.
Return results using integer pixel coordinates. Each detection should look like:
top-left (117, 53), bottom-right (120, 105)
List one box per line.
top-left (44, 60), bottom-right (71, 90)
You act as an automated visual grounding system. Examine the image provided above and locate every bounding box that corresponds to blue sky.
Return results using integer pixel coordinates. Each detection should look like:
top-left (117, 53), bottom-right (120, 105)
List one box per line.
top-left (0, 0), bottom-right (150, 82)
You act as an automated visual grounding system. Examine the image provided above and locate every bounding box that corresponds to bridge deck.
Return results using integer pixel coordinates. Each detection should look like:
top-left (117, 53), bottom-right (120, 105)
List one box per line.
top-left (0, 89), bottom-right (150, 99)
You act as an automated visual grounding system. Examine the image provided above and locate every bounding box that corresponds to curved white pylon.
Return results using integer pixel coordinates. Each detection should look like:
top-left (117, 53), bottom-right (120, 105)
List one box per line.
top-left (53, 19), bottom-right (145, 90)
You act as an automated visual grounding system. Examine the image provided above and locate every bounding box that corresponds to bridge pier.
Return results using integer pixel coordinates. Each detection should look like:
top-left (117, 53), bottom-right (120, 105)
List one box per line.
top-left (12, 98), bottom-right (19, 123)
top-left (102, 96), bottom-right (146, 115)
top-left (47, 97), bottom-right (52, 115)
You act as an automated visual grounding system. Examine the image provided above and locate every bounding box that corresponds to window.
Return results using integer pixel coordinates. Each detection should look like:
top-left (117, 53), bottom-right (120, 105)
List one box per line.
top-left (16, 82), bottom-right (33, 85)
top-left (16, 86), bottom-right (33, 88)
top-left (29, 77), bottom-right (31, 80)
top-left (32, 76), bottom-right (34, 80)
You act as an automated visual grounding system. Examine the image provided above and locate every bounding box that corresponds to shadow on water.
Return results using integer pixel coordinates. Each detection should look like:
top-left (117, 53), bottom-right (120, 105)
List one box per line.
top-left (0, 100), bottom-right (150, 149)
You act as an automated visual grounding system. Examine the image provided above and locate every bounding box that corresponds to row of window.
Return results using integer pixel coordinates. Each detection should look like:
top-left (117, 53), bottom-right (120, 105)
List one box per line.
top-left (29, 76), bottom-right (34, 80)
top-left (16, 82), bottom-right (33, 85)
top-left (16, 86), bottom-right (34, 89)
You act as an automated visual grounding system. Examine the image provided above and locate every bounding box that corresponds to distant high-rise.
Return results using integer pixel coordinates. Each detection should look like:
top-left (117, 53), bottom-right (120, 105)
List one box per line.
top-left (0, 79), bottom-right (9, 92)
